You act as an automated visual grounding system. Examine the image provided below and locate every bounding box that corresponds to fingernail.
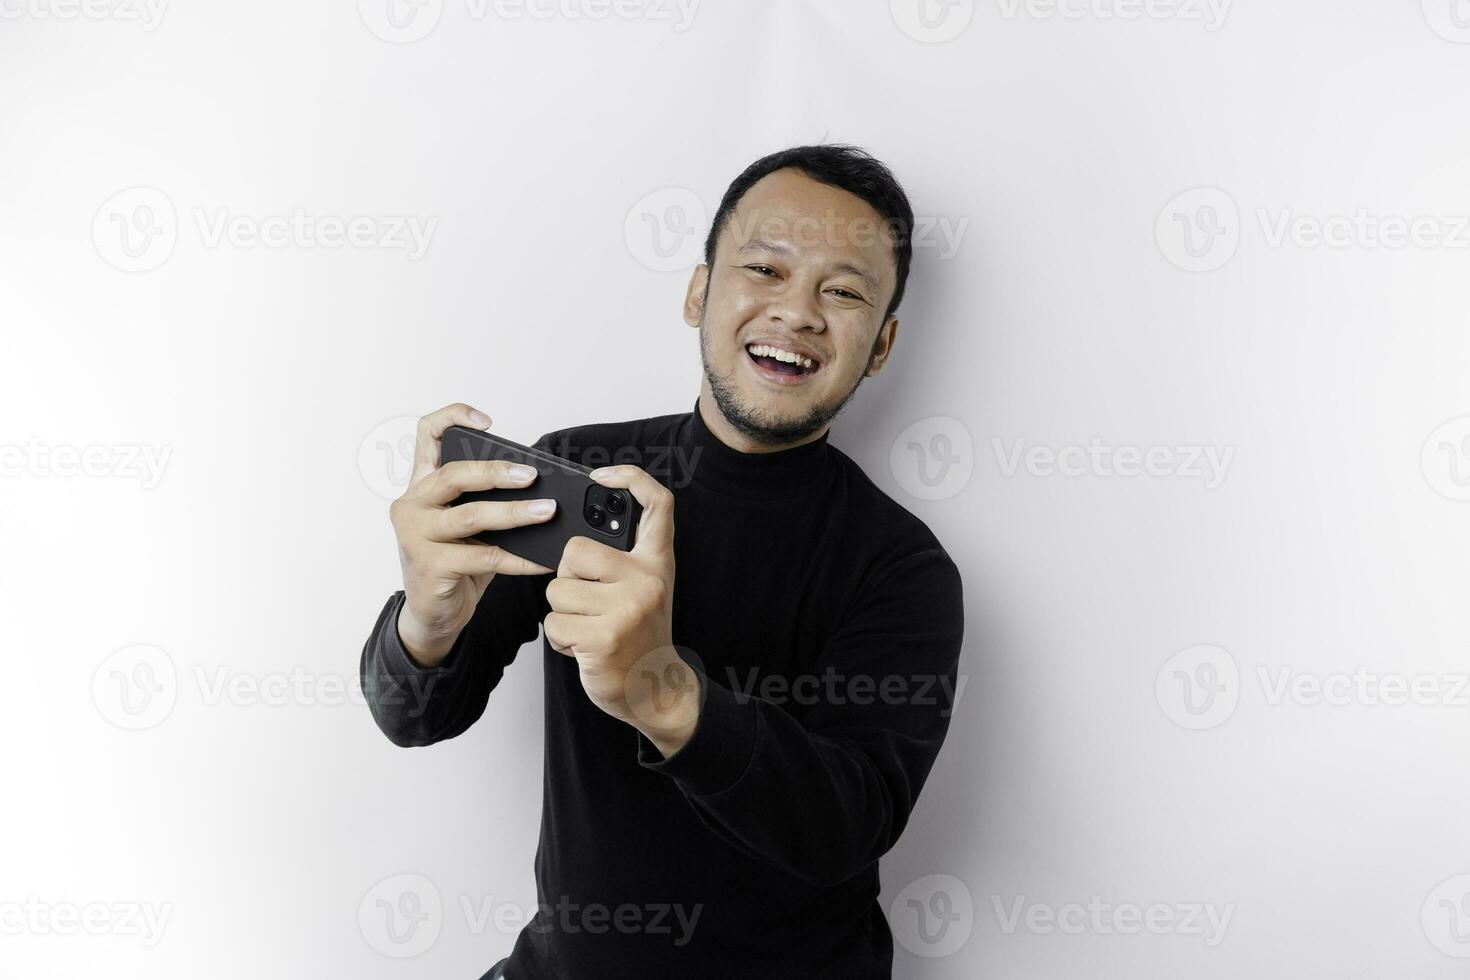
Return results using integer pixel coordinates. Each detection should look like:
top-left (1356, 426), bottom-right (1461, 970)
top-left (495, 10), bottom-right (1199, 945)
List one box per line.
top-left (510, 465), bottom-right (536, 480)
top-left (468, 410), bottom-right (491, 427)
top-left (528, 499), bottom-right (555, 516)
top-left (588, 467), bottom-right (609, 479)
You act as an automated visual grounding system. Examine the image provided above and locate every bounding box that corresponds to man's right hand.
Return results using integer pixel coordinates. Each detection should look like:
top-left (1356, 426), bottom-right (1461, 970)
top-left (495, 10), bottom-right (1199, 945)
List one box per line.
top-left (388, 402), bottom-right (557, 667)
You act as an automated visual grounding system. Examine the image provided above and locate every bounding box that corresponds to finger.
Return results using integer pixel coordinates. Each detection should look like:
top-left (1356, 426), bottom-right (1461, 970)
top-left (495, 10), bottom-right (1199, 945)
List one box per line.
top-left (557, 535), bottom-right (626, 583)
top-left (409, 402), bottom-right (493, 487)
top-left (588, 465), bottom-right (674, 558)
top-left (543, 611), bottom-right (597, 656)
top-left (430, 497), bottom-right (556, 542)
top-left (429, 542), bottom-right (554, 578)
top-left (544, 576), bottom-right (610, 616)
top-left (424, 458), bottom-right (538, 506)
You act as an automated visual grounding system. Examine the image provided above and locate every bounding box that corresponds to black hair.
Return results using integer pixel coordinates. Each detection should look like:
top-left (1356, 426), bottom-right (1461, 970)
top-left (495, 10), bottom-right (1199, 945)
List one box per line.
top-left (702, 144), bottom-right (915, 322)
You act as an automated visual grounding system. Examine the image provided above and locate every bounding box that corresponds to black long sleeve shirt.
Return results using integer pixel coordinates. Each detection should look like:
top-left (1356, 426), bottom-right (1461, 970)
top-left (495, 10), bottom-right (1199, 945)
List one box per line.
top-left (360, 397), bottom-right (966, 979)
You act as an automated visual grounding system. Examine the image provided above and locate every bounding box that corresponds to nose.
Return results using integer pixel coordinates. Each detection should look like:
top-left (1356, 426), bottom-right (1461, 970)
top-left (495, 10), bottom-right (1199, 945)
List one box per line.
top-left (765, 278), bottom-right (827, 334)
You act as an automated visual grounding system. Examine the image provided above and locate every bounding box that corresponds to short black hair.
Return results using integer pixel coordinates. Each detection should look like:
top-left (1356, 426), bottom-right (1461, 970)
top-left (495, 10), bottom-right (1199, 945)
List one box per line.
top-left (703, 144), bottom-right (915, 322)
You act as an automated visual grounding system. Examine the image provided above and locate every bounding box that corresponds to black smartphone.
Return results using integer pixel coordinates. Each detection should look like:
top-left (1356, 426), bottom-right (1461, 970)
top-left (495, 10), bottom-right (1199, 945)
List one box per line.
top-left (437, 425), bottom-right (643, 570)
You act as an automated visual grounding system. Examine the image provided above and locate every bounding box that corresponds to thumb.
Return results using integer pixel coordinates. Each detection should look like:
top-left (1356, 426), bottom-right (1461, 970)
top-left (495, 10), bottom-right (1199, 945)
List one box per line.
top-left (588, 465), bottom-right (674, 557)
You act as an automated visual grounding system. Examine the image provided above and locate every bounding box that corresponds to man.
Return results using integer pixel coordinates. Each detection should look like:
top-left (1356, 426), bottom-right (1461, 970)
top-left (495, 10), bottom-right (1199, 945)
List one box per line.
top-left (360, 144), bottom-right (965, 978)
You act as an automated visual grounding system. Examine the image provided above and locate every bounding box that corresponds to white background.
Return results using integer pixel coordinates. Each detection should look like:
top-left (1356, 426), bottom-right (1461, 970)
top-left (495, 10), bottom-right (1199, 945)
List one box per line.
top-left (3, 0), bottom-right (1470, 977)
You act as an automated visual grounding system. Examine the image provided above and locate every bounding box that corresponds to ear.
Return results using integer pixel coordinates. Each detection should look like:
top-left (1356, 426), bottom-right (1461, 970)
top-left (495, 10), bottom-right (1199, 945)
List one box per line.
top-left (864, 316), bottom-right (900, 377)
top-left (682, 264), bottom-right (710, 327)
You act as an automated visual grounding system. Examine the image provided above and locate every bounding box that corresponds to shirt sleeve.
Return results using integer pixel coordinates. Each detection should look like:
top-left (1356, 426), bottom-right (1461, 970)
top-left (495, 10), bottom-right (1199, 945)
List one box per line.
top-left (359, 432), bottom-right (558, 748)
top-left (634, 544), bottom-right (965, 887)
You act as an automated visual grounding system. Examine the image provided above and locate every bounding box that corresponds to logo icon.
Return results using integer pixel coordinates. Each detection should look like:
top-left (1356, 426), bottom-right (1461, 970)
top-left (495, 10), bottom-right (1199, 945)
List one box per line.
top-left (624, 187), bottom-right (707, 272)
top-left (93, 187), bottom-right (177, 272)
top-left (623, 646), bottom-right (703, 733)
top-left (890, 873), bottom-right (973, 957)
top-left (1422, 0), bottom-right (1470, 42)
top-left (359, 873), bottom-right (442, 957)
top-left (1422, 874), bottom-right (1470, 957)
top-left (890, 415), bottom-right (974, 501)
top-left (359, 415), bottom-right (422, 500)
top-left (890, 0), bottom-right (975, 43)
top-left (92, 644), bottom-right (178, 730)
top-left (1155, 643), bottom-right (1239, 730)
top-left (1422, 416), bottom-right (1470, 502)
top-left (1156, 187), bottom-right (1240, 272)
top-left (359, 0), bottom-right (443, 43)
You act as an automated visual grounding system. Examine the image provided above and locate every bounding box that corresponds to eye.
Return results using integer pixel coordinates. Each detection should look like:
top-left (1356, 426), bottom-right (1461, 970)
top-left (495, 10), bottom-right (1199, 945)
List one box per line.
top-left (828, 287), bottom-right (867, 302)
top-left (745, 264), bottom-right (778, 277)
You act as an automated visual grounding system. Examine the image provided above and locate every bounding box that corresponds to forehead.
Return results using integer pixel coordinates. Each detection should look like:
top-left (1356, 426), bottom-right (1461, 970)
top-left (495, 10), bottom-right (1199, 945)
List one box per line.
top-left (718, 168), bottom-right (897, 292)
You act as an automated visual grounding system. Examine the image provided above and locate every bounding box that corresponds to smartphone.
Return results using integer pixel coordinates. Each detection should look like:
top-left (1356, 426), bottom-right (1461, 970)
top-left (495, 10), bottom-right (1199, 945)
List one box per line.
top-left (437, 425), bottom-right (643, 570)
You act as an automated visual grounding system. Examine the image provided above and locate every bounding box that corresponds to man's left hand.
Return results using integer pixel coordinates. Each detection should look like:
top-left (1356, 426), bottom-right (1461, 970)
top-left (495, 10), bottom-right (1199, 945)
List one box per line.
top-left (543, 465), bottom-right (700, 757)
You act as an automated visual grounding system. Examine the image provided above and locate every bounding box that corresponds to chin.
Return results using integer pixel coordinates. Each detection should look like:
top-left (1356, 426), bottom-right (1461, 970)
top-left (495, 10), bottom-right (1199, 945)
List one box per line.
top-left (715, 376), bottom-right (840, 446)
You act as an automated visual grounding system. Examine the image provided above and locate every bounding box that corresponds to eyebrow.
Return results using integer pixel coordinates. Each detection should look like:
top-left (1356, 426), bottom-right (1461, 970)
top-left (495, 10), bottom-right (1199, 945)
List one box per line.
top-left (737, 238), bottom-right (880, 293)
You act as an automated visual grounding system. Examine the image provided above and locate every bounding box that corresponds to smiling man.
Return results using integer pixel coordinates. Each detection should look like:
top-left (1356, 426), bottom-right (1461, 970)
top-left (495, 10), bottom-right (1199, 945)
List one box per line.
top-left (360, 144), bottom-right (966, 979)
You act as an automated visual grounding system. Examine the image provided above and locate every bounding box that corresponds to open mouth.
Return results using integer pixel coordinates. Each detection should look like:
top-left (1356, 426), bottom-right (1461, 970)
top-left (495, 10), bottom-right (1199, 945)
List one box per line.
top-left (745, 343), bottom-right (819, 383)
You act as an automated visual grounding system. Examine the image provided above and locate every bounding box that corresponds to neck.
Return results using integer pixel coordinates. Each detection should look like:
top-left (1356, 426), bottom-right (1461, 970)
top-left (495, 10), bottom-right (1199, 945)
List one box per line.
top-left (677, 388), bottom-right (833, 500)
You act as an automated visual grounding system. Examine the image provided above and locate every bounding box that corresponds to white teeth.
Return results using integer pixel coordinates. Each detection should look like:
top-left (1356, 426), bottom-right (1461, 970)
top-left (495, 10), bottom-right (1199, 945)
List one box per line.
top-left (747, 344), bottom-right (814, 369)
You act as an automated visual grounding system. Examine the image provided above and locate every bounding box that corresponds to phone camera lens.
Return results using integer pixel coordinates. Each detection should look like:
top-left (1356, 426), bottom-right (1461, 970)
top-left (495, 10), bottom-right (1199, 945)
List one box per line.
top-left (586, 504), bottom-right (605, 526)
top-left (605, 493), bottom-right (626, 515)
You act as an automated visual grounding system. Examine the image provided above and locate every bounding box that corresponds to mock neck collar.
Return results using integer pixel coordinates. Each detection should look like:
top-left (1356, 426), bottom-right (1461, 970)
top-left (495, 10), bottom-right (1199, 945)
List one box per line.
top-left (675, 396), bottom-right (833, 500)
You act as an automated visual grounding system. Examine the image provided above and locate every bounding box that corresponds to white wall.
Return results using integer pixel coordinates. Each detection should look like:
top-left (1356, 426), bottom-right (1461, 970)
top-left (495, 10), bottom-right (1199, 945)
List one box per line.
top-left (3, 1), bottom-right (1469, 977)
